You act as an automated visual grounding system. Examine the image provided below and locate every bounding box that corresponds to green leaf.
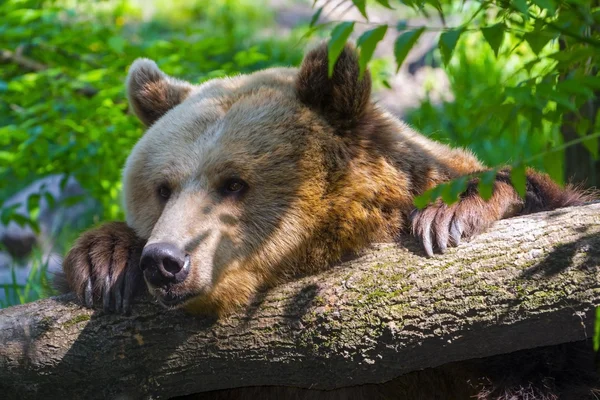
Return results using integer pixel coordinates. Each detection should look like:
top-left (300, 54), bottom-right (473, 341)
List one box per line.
top-left (374, 0), bottom-right (393, 9)
top-left (393, 27), bottom-right (425, 72)
top-left (580, 76), bottom-right (600, 90)
top-left (414, 183), bottom-right (445, 209)
top-left (352, 0), bottom-right (368, 20)
top-left (512, 0), bottom-right (529, 18)
top-left (531, 0), bottom-right (555, 13)
top-left (543, 153), bottom-right (563, 183)
top-left (536, 83), bottom-right (578, 112)
top-left (582, 134), bottom-right (599, 159)
top-left (357, 25), bottom-right (388, 79)
top-left (481, 24), bottom-right (505, 58)
top-left (478, 170), bottom-right (497, 200)
top-left (27, 194), bottom-right (40, 219)
top-left (523, 31), bottom-right (553, 55)
top-left (62, 194), bottom-right (86, 207)
top-left (549, 47), bottom-right (596, 63)
top-left (556, 79), bottom-right (594, 98)
top-left (0, 151), bottom-right (14, 163)
top-left (442, 177), bottom-right (467, 205)
top-left (44, 192), bottom-right (56, 210)
top-left (510, 164), bottom-right (527, 198)
top-left (429, 183), bottom-right (445, 202)
top-left (439, 28), bottom-right (463, 66)
top-left (10, 213), bottom-right (30, 228)
top-left (310, 7), bottom-right (323, 28)
top-left (413, 192), bottom-right (430, 209)
top-left (424, 0), bottom-right (444, 15)
top-left (0, 205), bottom-right (19, 226)
top-left (108, 36), bottom-right (125, 53)
top-left (328, 22), bottom-right (355, 77)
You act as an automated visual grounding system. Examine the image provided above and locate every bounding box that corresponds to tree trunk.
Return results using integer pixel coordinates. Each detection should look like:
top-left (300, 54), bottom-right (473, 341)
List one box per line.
top-left (1, 203), bottom-right (599, 400)
top-left (562, 95), bottom-right (600, 187)
top-left (561, 1), bottom-right (600, 187)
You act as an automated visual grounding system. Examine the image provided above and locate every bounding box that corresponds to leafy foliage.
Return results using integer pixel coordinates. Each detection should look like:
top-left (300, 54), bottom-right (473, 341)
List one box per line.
top-left (315, 0), bottom-right (599, 204)
top-left (0, 0), bottom-right (303, 225)
top-left (393, 27), bottom-right (425, 72)
top-left (0, 249), bottom-right (54, 308)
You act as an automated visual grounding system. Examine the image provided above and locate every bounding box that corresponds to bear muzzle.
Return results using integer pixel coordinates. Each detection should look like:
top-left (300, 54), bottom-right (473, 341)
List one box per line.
top-left (140, 242), bottom-right (191, 290)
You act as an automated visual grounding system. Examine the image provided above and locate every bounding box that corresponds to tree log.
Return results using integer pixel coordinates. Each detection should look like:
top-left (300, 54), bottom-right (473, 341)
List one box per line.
top-left (1, 204), bottom-right (599, 399)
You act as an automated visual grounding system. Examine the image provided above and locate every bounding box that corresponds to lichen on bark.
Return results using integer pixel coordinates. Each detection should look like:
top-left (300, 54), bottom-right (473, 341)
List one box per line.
top-left (0, 204), bottom-right (599, 400)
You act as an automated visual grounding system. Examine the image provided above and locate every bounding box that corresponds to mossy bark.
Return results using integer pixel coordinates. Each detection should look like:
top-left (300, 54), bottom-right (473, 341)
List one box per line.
top-left (1, 204), bottom-right (599, 400)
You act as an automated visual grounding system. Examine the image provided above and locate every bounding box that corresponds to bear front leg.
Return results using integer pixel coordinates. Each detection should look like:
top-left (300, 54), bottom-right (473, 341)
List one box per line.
top-left (411, 169), bottom-right (589, 257)
top-left (61, 222), bottom-right (146, 313)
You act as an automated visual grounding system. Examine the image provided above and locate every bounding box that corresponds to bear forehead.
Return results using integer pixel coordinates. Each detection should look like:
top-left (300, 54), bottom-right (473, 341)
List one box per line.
top-left (141, 66), bottom-right (314, 148)
top-left (129, 67), bottom-right (325, 182)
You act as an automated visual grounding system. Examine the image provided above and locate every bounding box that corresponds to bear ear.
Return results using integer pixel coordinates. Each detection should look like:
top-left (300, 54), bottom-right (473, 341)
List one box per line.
top-left (296, 43), bottom-right (372, 127)
top-left (126, 59), bottom-right (193, 127)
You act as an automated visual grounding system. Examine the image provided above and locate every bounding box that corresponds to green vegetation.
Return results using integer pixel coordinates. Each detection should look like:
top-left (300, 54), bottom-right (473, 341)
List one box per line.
top-left (0, 0), bottom-right (305, 307)
top-left (1, 0), bottom-right (598, 309)
top-left (319, 0), bottom-right (599, 205)
top-left (1, 0), bottom-right (304, 224)
top-left (0, 249), bottom-right (54, 308)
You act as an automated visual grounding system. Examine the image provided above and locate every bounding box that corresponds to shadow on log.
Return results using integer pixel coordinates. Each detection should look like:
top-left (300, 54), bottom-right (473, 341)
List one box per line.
top-left (1, 204), bottom-right (599, 399)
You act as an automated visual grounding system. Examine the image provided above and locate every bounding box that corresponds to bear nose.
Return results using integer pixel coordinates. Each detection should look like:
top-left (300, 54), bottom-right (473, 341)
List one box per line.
top-left (140, 242), bottom-right (190, 287)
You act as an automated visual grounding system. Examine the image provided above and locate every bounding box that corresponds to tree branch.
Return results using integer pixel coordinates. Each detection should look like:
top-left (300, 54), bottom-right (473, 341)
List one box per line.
top-left (1, 203), bottom-right (599, 399)
top-left (1, 47), bottom-right (47, 72)
top-left (1, 46), bottom-right (99, 97)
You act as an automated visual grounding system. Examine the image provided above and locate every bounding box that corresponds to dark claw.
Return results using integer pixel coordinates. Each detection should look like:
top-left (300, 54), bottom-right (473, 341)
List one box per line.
top-left (113, 273), bottom-right (124, 313)
top-left (122, 262), bottom-right (140, 315)
top-left (103, 274), bottom-right (111, 312)
top-left (84, 278), bottom-right (93, 308)
top-left (122, 294), bottom-right (131, 315)
top-left (409, 208), bottom-right (419, 222)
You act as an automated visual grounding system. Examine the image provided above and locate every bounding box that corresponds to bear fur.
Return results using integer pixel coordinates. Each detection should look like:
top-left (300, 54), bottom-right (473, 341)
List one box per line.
top-left (60, 43), bottom-right (595, 398)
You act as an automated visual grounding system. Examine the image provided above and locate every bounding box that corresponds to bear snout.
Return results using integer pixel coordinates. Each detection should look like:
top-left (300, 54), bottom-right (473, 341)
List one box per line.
top-left (140, 242), bottom-right (190, 288)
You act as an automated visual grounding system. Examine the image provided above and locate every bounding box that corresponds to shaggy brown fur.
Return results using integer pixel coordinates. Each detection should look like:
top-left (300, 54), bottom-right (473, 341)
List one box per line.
top-left (59, 43), bottom-right (594, 399)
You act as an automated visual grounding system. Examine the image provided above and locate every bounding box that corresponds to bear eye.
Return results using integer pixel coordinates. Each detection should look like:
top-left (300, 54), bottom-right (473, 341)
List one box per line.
top-left (157, 184), bottom-right (171, 200)
top-left (222, 178), bottom-right (248, 196)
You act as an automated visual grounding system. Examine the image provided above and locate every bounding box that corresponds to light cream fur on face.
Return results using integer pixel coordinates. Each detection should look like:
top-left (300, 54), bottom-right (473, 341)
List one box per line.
top-left (122, 61), bottom-right (334, 309)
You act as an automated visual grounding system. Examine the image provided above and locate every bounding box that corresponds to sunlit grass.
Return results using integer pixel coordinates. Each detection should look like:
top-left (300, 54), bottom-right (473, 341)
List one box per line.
top-left (0, 248), bottom-right (57, 308)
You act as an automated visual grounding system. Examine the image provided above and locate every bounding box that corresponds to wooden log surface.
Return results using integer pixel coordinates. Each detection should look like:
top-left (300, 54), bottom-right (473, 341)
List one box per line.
top-left (1, 203), bottom-right (599, 399)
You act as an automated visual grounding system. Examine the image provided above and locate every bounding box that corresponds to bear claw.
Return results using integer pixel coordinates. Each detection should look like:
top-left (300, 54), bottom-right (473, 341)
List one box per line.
top-left (411, 198), bottom-right (490, 257)
top-left (62, 222), bottom-right (145, 314)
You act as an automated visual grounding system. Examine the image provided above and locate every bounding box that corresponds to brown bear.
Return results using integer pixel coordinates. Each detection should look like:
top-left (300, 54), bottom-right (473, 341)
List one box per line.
top-left (60, 43), bottom-right (595, 399)
top-left (62, 43), bottom-right (586, 315)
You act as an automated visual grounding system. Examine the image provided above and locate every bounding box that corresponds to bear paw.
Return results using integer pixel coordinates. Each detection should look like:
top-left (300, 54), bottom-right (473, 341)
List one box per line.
top-left (62, 222), bottom-right (145, 313)
top-left (410, 197), bottom-right (497, 257)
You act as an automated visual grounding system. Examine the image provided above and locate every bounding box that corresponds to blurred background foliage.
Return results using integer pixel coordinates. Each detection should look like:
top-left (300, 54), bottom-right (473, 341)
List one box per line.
top-left (0, 0), bottom-right (598, 307)
top-left (1, 0), bottom-right (304, 224)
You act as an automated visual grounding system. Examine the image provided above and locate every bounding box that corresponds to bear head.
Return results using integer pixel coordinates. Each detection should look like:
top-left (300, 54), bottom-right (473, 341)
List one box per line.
top-left (123, 44), bottom-right (410, 315)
